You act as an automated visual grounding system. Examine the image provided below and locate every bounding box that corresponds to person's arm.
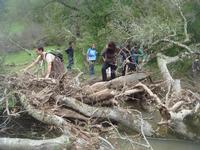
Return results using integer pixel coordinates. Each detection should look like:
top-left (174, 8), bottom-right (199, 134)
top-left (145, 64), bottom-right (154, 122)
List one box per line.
top-left (45, 62), bottom-right (52, 78)
top-left (138, 48), bottom-right (144, 57)
top-left (65, 48), bottom-right (69, 54)
top-left (87, 48), bottom-right (90, 62)
top-left (101, 49), bottom-right (106, 61)
top-left (23, 55), bottom-right (41, 72)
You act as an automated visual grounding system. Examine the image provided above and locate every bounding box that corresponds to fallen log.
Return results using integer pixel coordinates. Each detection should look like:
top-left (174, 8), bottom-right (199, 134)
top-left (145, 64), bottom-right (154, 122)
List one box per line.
top-left (168, 103), bottom-right (200, 140)
top-left (107, 72), bottom-right (148, 89)
top-left (0, 135), bottom-right (70, 150)
top-left (55, 95), bottom-right (154, 136)
top-left (15, 93), bottom-right (69, 129)
top-left (83, 72), bottom-right (149, 94)
top-left (14, 93), bottom-right (96, 148)
top-left (78, 88), bottom-right (116, 105)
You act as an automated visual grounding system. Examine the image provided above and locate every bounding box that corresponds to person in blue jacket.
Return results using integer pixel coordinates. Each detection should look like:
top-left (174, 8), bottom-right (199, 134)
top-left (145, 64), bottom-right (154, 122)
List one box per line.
top-left (87, 44), bottom-right (97, 76)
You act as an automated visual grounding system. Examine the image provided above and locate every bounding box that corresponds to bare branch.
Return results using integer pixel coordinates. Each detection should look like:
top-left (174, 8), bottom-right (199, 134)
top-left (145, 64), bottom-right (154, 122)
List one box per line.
top-left (173, 0), bottom-right (189, 42)
top-left (161, 39), bottom-right (192, 53)
top-left (8, 37), bottom-right (33, 56)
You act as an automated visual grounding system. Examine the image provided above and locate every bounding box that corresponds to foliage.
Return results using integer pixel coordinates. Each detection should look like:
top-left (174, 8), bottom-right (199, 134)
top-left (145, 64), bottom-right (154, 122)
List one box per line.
top-left (0, 54), bottom-right (6, 73)
top-left (0, 0), bottom-right (200, 76)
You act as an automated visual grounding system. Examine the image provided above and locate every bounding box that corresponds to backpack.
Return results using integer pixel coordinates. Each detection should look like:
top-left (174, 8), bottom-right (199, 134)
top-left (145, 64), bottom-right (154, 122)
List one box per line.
top-left (47, 50), bottom-right (64, 62)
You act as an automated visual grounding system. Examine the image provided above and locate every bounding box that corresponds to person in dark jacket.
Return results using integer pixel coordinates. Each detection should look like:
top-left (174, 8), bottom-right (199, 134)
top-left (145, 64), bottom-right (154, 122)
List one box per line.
top-left (120, 44), bottom-right (135, 76)
top-left (101, 41), bottom-right (117, 81)
top-left (65, 42), bottom-right (74, 70)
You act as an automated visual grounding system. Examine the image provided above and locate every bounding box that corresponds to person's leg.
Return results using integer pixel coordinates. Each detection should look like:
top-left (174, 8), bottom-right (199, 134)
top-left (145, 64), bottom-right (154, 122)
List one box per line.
top-left (67, 53), bottom-right (73, 70)
top-left (67, 54), bottom-right (71, 69)
top-left (91, 61), bottom-right (95, 75)
top-left (122, 64), bottom-right (126, 76)
top-left (102, 62), bottom-right (109, 81)
top-left (89, 61), bottom-right (94, 76)
top-left (110, 64), bottom-right (116, 80)
top-left (129, 63), bottom-right (136, 72)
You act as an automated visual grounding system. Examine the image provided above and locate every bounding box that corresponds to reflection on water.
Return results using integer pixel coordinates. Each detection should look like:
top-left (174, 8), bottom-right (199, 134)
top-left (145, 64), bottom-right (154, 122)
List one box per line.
top-left (112, 137), bottom-right (200, 150)
top-left (149, 138), bottom-right (200, 150)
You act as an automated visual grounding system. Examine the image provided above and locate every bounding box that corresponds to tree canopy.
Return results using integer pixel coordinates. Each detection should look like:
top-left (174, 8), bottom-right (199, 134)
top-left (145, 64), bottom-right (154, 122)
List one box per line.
top-left (0, 0), bottom-right (199, 52)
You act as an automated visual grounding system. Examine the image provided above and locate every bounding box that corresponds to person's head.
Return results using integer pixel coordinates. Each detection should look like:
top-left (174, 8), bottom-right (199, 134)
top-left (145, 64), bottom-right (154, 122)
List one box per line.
top-left (92, 44), bottom-right (96, 49)
top-left (69, 41), bottom-right (73, 48)
top-left (134, 44), bottom-right (139, 51)
top-left (107, 41), bottom-right (116, 50)
top-left (36, 47), bottom-right (44, 55)
top-left (144, 46), bottom-right (148, 52)
top-left (126, 44), bottom-right (131, 50)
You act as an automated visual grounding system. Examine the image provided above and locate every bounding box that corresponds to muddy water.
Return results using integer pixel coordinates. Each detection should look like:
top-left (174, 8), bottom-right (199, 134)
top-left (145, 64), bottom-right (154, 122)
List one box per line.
top-left (148, 138), bottom-right (200, 150)
top-left (113, 138), bottom-right (200, 150)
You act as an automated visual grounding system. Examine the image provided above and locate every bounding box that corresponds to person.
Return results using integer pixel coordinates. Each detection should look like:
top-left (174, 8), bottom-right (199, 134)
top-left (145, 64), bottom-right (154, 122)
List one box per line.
top-left (130, 44), bottom-right (139, 65)
top-left (101, 41), bottom-right (117, 81)
top-left (23, 47), bottom-right (65, 79)
top-left (130, 44), bottom-right (146, 70)
top-left (138, 45), bottom-right (145, 63)
top-left (192, 54), bottom-right (200, 72)
top-left (119, 44), bottom-right (136, 76)
top-left (87, 44), bottom-right (97, 76)
top-left (65, 42), bottom-right (74, 70)
top-left (142, 46), bottom-right (149, 63)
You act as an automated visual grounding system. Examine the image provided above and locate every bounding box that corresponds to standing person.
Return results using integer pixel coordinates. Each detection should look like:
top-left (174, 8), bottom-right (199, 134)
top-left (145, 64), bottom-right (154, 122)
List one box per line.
top-left (65, 42), bottom-right (74, 70)
top-left (130, 44), bottom-right (139, 65)
top-left (23, 47), bottom-right (64, 79)
top-left (120, 44), bottom-right (133, 76)
top-left (101, 41), bottom-right (117, 81)
top-left (87, 44), bottom-right (97, 76)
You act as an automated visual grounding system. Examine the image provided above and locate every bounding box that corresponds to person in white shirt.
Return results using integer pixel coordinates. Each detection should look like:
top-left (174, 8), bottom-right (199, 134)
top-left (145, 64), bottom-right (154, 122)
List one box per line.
top-left (23, 47), bottom-right (64, 79)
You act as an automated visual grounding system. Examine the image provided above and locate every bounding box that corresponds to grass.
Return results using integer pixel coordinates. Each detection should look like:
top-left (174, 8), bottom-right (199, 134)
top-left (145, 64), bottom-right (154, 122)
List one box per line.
top-left (4, 46), bottom-right (103, 77)
top-left (8, 22), bottom-right (25, 35)
top-left (5, 51), bottom-right (33, 65)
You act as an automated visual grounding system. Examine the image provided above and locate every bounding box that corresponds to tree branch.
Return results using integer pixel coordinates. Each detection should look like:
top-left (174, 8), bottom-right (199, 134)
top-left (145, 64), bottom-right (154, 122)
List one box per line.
top-left (173, 0), bottom-right (189, 42)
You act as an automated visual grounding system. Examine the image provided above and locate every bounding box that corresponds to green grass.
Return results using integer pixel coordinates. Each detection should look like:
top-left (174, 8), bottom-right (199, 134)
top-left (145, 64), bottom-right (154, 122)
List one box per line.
top-left (9, 22), bottom-right (25, 34)
top-left (5, 51), bottom-right (33, 65)
top-left (4, 46), bottom-right (102, 77)
top-left (4, 51), bottom-right (33, 73)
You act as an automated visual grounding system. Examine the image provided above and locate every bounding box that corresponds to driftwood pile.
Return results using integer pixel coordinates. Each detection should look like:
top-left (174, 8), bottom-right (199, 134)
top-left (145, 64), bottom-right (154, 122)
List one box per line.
top-left (0, 71), bottom-right (200, 150)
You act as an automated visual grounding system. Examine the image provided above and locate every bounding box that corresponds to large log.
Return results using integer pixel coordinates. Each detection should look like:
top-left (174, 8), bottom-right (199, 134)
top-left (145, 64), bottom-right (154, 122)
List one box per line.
top-left (0, 135), bottom-right (70, 150)
top-left (157, 53), bottom-right (181, 96)
top-left (107, 73), bottom-right (148, 89)
top-left (55, 95), bottom-right (154, 136)
top-left (83, 73), bottom-right (149, 94)
top-left (168, 104), bottom-right (200, 140)
top-left (82, 88), bottom-right (116, 104)
top-left (15, 93), bottom-right (69, 129)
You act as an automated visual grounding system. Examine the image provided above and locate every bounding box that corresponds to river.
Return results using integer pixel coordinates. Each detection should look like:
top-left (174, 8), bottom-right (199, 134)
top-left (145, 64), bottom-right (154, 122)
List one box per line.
top-left (113, 137), bottom-right (200, 150)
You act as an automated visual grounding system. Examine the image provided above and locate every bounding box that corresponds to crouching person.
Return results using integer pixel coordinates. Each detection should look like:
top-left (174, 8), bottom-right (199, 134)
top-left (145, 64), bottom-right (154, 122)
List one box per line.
top-left (23, 47), bottom-right (65, 79)
top-left (101, 41), bottom-right (117, 81)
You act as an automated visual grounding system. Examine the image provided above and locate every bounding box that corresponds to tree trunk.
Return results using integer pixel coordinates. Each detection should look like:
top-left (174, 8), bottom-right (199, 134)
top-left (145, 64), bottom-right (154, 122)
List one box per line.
top-left (157, 53), bottom-right (181, 96)
top-left (0, 135), bottom-right (70, 150)
top-left (55, 95), bottom-right (154, 136)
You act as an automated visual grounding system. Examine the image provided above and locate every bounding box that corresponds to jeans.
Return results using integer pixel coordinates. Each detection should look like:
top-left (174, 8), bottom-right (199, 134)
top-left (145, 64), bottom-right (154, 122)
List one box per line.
top-left (67, 53), bottom-right (74, 70)
top-left (122, 62), bottom-right (136, 76)
top-left (89, 60), bottom-right (95, 76)
top-left (102, 62), bottom-right (117, 81)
